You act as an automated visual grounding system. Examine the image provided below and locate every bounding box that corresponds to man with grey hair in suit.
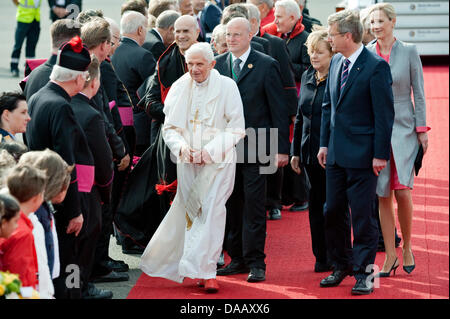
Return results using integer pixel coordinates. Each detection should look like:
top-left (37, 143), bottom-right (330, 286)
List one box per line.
top-left (112, 10), bottom-right (156, 158)
top-left (143, 10), bottom-right (181, 61)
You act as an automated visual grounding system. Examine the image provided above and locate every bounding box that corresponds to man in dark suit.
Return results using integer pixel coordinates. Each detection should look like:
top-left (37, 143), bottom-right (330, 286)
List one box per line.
top-left (215, 17), bottom-right (290, 283)
top-left (199, 0), bottom-right (223, 43)
top-left (317, 10), bottom-right (394, 295)
top-left (112, 10), bottom-right (156, 157)
top-left (48, 0), bottom-right (82, 22)
top-left (246, 2), bottom-right (298, 220)
top-left (143, 10), bottom-right (180, 61)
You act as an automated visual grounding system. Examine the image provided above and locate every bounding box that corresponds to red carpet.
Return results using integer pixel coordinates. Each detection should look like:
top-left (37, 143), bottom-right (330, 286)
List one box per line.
top-left (127, 65), bottom-right (449, 299)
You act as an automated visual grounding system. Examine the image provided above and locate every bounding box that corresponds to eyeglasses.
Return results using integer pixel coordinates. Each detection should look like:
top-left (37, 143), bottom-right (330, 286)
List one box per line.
top-left (328, 32), bottom-right (346, 39)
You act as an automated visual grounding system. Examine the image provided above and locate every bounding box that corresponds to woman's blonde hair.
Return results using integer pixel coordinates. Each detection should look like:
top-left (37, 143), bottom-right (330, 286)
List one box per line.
top-left (368, 3), bottom-right (396, 21)
top-left (305, 25), bottom-right (333, 55)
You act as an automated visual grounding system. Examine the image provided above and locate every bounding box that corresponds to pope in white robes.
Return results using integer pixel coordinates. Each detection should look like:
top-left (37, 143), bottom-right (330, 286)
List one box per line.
top-left (139, 42), bottom-right (245, 292)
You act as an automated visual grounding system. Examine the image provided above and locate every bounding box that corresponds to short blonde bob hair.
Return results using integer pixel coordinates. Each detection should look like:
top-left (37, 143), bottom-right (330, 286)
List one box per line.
top-left (305, 25), bottom-right (333, 55)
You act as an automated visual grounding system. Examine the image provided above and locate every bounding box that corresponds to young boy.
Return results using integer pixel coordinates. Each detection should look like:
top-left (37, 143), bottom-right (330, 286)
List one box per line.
top-left (0, 164), bottom-right (46, 291)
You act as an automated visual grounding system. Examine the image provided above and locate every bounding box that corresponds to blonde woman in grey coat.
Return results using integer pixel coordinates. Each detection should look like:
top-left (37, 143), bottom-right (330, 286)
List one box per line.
top-left (367, 3), bottom-right (429, 277)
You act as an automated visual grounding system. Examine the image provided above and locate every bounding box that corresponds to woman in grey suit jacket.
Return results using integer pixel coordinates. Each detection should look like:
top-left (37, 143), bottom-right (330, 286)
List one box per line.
top-left (367, 3), bottom-right (429, 276)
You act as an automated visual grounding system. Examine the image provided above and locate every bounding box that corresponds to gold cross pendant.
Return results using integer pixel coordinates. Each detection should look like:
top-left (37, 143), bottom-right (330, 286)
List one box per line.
top-left (189, 109), bottom-right (202, 133)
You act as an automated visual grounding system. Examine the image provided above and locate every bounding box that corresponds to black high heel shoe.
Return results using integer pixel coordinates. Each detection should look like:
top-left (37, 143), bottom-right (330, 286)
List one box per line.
top-left (403, 252), bottom-right (416, 274)
top-left (378, 257), bottom-right (399, 277)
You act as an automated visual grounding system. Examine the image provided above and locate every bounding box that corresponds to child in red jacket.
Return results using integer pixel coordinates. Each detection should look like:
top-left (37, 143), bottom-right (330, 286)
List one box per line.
top-left (0, 164), bottom-right (46, 289)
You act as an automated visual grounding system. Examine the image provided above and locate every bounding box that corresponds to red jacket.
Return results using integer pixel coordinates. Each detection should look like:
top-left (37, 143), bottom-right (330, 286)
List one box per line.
top-left (262, 17), bottom-right (305, 39)
top-left (0, 212), bottom-right (38, 288)
top-left (260, 8), bottom-right (275, 27)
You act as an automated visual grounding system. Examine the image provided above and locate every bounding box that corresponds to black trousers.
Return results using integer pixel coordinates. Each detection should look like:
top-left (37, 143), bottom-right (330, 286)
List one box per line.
top-left (265, 167), bottom-right (283, 210)
top-left (77, 189), bottom-right (102, 295)
top-left (92, 195), bottom-right (116, 277)
top-left (53, 201), bottom-right (85, 299)
top-left (325, 164), bottom-right (378, 279)
top-left (282, 163), bottom-right (310, 204)
top-left (305, 163), bottom-right (329, 264)
top-left (226, 163), bottom-right (267, 270)
top-left (11, 20), bottom-right (40, 71)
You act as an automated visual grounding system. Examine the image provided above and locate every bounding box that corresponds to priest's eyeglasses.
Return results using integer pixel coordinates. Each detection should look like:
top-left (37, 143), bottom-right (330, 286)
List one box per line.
top-left (226, 32), bottom-right (243, 39)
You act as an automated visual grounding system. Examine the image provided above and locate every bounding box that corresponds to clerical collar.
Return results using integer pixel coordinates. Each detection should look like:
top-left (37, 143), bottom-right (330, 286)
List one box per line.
top-left (231, 46), bottom-right (251, 66)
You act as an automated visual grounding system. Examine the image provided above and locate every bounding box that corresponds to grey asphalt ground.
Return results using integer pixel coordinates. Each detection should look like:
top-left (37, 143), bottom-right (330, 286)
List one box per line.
top-left (0, 0), bottom-right (339, 299)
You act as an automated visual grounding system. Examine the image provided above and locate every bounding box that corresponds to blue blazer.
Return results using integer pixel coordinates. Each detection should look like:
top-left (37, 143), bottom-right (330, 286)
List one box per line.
top-left (320, 47), bottom-right (395, 169)
top-left (200, 3), bottom-right (222, 42)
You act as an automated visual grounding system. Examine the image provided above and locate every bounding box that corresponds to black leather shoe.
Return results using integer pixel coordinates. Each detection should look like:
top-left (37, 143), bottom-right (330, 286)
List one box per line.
top-left (216, 261), bottom-right (249, 276)
top-left (105, 259), bottom-right (129, 272)
top-left (82, 283), bottom-right (113, 299)
top-left (351, 278), bottom-right (374, 295)
top-left (289, 201), bottom-right (309, 212)
top-left (92, 270), bottom-right (129, 283)
top-left (122, 244), bottom-right (145, 255)
top-left (11, 69), bottom-right (19, 78)
top-left (314, 262), bottom-right (333, 273)
top-left (247, 268), bottom-right (266, 282)
top-left (217, 252), bottom-right (225, 268)
top-left (320, 269), bottom-right (351, 287)
top-left (268, 208), bottom-right (281, 220)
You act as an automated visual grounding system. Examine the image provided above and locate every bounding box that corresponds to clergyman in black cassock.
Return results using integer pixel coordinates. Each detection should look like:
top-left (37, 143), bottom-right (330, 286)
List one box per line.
top-left (70, 91), bottom-right (114, 298)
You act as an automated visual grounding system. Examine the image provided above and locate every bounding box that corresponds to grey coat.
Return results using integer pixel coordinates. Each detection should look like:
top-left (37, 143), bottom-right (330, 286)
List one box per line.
top-left (367, 40), bottom-right (427, 197)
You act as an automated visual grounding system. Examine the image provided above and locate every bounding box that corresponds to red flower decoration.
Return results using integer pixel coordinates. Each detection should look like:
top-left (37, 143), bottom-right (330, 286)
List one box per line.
top-left (69, 36), bottom-right (83, 53)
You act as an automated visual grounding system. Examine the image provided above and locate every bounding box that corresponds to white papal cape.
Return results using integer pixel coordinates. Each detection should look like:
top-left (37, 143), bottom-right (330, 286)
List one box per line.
top-left (140, 69), bottom-right (245, 283)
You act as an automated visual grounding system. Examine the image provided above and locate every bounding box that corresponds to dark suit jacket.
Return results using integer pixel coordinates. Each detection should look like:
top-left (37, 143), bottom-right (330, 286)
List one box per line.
top-left (252, 36), bottom-right (271, 56)
top-left (259, 31), bottom-right (297, 116)
top-left (302, 13), bottom-right (322, 33)
top-left (200, 3), bottom-right (222, 43)
top-left (111, 37), bottom-right (156, 109)
top-left (215, 49), bottom-right (290, 162)
top-left (320, 47), bottom-right (395, 169)
top-left (142, 29), bottom-right (166, 62)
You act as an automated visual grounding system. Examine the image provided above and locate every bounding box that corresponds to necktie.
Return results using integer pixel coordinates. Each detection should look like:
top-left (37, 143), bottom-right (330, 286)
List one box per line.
top-left (197, 17), bottom-right (204, 39)
top-left (340, 58), bottom-right (351, 93)
top-left (232, 58), bottom-right (242, 81)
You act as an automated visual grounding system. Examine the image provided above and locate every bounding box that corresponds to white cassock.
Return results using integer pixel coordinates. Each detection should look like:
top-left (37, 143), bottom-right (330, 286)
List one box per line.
top-left (140, 69), bottom-right (245, 283)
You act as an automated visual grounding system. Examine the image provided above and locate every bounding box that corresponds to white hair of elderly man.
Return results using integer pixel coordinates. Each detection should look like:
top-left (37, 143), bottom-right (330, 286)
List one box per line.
top-left (275, 0), bottom-right (302, 20)
top-left (121, 10), bottom-right (147, 35)
top-left (185, 42), bottom-right (215, 64)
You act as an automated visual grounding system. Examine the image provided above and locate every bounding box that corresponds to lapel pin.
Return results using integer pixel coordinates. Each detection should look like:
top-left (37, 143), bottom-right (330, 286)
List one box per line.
top-left (248, 64), bottom-right (253, 69)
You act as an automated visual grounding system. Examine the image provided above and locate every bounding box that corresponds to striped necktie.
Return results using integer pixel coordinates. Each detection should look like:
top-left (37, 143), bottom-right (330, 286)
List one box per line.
top-left (340, 58), bottom-right (351, 94)
top-left (232, 58), bottom-right (242, 81)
